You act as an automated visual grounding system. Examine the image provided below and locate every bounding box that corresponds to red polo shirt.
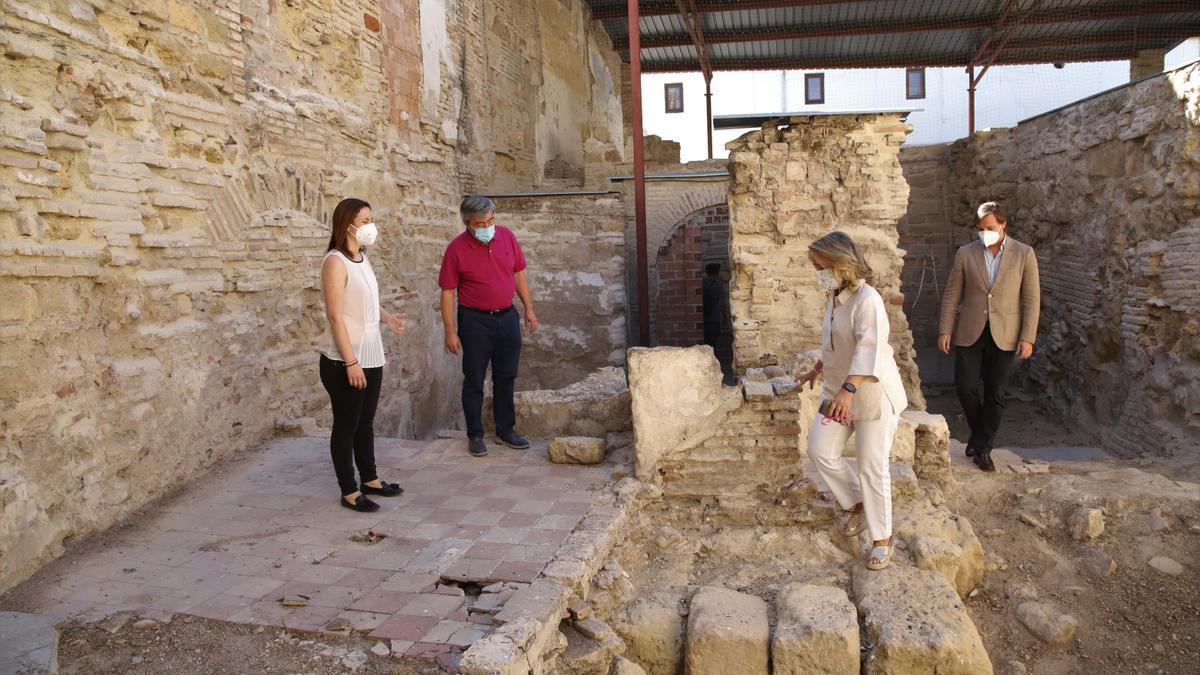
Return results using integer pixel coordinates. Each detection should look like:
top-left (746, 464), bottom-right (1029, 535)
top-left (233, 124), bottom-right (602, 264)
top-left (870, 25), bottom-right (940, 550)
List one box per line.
top-left (438, 225), bottom-right (527, 311)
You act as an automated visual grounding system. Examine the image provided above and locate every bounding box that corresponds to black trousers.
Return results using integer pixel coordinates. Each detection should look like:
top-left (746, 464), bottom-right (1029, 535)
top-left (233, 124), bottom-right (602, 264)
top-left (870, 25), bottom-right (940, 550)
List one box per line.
top-left (459, 306), bottom-right (521, 439)
top-left (954, 326), bottom-right (1015, 454)
top-left (319, 355), bottom-right (382, 496)
top-left (703, 320), bottom-right (734, 378)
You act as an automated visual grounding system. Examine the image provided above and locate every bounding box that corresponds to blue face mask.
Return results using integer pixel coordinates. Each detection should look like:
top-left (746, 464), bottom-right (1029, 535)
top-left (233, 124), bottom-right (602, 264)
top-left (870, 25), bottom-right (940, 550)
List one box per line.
top-left (471, 225), bottom-right (495, 244)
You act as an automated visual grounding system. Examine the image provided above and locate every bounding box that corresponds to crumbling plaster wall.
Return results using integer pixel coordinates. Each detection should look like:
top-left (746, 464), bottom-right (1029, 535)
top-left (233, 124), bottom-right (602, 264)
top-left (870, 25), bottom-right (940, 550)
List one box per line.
top-left (488, 194), bottom-right (627, 390)
top-left (726, 115), bottom-right (926, 409)
top-left (0, 0), bottom-right (626, 592)
top-left (898, 62), bottom-right (1200, 457)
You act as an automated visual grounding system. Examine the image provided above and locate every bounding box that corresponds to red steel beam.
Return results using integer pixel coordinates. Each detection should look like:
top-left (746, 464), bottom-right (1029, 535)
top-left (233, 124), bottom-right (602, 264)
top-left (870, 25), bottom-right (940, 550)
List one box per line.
top-left (973, 0), bottom-right (1044, 85)
top-left (629, 0), bottom-right (650, 346)
top-left (968, 0), bottom-right (1021, 67)
top-left (610, 1), bottom-right (1195, 51)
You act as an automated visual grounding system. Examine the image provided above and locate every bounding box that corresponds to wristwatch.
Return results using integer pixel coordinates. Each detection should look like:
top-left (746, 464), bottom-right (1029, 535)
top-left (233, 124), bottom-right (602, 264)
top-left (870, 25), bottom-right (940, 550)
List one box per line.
top-left (841, 382), bottom-right (857, 394)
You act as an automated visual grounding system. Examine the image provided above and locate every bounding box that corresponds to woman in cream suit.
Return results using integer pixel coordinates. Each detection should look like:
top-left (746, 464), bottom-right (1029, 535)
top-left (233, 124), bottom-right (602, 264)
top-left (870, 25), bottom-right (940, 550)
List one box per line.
top-left (796, 232), bottom-right (908, 570)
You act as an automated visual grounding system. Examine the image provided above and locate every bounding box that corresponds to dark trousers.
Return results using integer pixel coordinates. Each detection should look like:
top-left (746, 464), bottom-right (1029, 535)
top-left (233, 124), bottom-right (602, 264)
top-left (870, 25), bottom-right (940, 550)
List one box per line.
top-left (319, 355), bottom-right (382, 495)
top-left (703, 320), bottom-right (733, 378)
top-left (954, 325), bottom-right (1015, 454)
top-left (459, 306), bottom-right (521, 439)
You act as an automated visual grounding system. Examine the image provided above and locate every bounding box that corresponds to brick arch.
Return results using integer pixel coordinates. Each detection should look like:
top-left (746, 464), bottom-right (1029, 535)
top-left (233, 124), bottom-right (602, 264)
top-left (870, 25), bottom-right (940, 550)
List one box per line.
top-left (653, 203), bottom-right (731, 347)
top-left (647, 184), bottom-right (728, 258)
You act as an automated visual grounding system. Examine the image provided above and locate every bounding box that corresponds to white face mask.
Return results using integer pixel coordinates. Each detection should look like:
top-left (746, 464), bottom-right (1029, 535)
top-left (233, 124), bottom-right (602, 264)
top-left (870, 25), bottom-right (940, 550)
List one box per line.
top-left (816, 269), bottom-right (840, 292)
top-left (978, 229), bottom-right (1001, 247)
top-left (352, 222), bottom-right (378, 246)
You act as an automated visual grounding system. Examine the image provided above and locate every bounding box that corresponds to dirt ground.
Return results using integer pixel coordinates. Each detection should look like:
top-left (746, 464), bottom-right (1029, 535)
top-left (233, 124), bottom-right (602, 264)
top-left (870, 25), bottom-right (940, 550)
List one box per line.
top-left (45, 384), bottom-right (1200, 674)
top-left (58, 616), bottom-right (450, 674)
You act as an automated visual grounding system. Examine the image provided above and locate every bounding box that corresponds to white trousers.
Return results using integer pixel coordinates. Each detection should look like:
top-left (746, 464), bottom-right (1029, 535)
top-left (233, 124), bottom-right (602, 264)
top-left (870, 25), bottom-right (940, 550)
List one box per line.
top-left (806, 398), bottom-right (900, 542)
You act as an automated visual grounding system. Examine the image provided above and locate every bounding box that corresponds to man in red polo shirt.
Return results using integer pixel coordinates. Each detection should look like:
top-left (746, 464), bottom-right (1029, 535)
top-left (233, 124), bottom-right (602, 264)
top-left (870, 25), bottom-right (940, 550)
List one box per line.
top-left (439, 196), bottom-right (539, 457)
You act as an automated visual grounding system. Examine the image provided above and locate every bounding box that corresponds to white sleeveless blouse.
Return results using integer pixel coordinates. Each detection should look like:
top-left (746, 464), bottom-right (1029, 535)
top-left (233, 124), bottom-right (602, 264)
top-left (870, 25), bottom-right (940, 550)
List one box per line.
top-left (318, 250), bottom-right (386, 368)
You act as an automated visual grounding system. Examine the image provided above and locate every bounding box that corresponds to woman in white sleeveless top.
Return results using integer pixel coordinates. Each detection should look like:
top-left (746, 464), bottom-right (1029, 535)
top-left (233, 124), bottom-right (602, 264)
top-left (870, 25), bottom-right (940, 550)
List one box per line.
top-left (796, 231), bottom-right (908, 570)
top-left (318, 198), bottom-right (407, 512)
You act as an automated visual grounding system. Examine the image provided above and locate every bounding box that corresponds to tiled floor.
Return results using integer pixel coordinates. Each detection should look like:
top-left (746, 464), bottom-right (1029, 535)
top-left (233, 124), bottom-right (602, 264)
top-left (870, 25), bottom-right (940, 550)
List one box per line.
top-left (0, 436), bottom-right (613, 663)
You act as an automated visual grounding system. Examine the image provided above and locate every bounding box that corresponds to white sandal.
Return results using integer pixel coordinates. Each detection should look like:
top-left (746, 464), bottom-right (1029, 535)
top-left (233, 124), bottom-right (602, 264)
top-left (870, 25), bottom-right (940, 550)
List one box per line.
top-left (840, 511), bottom-right (866, 537)
top-left (867, 542), bottom-right (892, 571)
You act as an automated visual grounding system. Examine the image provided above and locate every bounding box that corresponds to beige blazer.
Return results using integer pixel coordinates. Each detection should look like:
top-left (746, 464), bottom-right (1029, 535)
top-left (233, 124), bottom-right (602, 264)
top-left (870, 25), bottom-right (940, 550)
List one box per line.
top-left (939, 236), bottom-right (1041, 351)
top-left (821, 281), bottom-right (908, 420)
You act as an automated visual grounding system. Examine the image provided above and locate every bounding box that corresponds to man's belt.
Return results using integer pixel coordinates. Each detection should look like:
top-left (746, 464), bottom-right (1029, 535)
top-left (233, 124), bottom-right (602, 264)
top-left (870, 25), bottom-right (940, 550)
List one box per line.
top-left (460, 305), bottom-right (514, 316)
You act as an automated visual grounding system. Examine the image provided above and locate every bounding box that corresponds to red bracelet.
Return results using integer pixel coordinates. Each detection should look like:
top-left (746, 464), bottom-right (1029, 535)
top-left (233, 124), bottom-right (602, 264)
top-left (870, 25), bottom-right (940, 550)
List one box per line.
top-left (344, 360), bottom-right (359, 368)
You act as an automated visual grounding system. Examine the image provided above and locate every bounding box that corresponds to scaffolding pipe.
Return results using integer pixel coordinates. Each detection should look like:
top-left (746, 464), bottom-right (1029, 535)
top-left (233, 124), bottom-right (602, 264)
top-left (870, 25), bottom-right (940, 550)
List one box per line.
top-left (629, 0), bottom-right (650, 346)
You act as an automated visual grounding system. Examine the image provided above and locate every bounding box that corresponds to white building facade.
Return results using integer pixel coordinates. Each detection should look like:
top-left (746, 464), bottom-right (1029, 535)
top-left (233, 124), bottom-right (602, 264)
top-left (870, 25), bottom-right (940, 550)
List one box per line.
top-left (642, 38), bottom-right (1200, 162)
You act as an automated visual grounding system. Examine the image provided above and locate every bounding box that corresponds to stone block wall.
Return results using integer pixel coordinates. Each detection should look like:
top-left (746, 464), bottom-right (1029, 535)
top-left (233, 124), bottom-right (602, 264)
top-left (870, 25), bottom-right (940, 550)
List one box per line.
top-left (897, 63), bottom-right (1200, 457)
top-left (0, 0), bottom-right (626, 591)
top-left (725, 115), bottom-right (925, 409)
top-left (488, 194), bottom-right (627, 389)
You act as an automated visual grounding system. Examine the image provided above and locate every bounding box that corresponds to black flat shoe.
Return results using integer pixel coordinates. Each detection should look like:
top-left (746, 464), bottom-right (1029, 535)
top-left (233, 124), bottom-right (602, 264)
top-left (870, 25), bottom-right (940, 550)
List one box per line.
top-left (975, 453), bottom-right (996, 472)
top-left (361, 481), bottom-right (404, 497)
top-left (495, 434), bottom-right (530, 450)
top-left (469, 437), bottom-right (489, 457)
top-left (965, 445), bottom-right (977, 458)
top-left (340, 495), bottom-right (380, 512)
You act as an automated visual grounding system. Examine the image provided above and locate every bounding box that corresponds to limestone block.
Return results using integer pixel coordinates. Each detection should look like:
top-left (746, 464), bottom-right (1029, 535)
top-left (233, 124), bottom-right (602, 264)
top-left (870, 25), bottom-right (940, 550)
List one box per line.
top-left (901, 410), bottom-right (952, 486)
top-left (772, 584), bottom-right (859, 675)
top-left (1015, 602), bottom-right (1078, 646)
top-left (494, 367), bottom-right (631, 439)
top-left (1066, 506), bottom-right (1104, 540)
top-left (628, 347), bottom-right (743, 482)
top-left (906, 511), bottom-right (984, 597)
top-left (853, 566), bottom-right (992, 674)
top-left (685, 587), bottom-right (769, 675)
top-left (614, 597), bottom-right (684, 675)
top-left (549, 437), bottom-right (606, 465)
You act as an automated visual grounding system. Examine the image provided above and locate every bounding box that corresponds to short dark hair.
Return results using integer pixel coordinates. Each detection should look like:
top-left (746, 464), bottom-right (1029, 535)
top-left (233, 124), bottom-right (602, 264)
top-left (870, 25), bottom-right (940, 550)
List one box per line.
top-left (705, 263), bottom-right (721, 276)
top-left (460, 195), bottom-right (495, 225)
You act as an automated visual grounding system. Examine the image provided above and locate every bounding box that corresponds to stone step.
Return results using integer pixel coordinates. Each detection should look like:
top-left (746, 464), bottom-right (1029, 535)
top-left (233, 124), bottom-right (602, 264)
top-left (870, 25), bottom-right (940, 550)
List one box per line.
top-left (772, 584), bottom-right (859, 675)
top-left (852, 566), bottom-right (992, 674)
top-left (684, 587), bottom-right (769, 675)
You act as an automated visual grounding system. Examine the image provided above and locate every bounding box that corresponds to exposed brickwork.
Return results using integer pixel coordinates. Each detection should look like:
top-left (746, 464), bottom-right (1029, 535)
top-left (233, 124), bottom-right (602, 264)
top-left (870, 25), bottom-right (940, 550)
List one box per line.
top-left (897, 63), bottom-right (1200, 458)
top-left (0, 0), bottom-right (627, 593)
top-left (726, 115), bottom-right (925, 408)
top-left (654, 205), bottom-right (729, 346)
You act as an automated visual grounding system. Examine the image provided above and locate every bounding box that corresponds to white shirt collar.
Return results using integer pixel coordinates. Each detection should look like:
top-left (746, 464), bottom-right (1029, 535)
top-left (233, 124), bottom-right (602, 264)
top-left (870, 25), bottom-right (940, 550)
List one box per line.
top-left (836, 279), bottom-right (866, 305)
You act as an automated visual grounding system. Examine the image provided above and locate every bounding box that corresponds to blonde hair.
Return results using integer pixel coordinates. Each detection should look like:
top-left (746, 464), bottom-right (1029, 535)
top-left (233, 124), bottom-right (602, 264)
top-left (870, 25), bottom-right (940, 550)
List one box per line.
top-left (809, 231), bottom-right (873, 289)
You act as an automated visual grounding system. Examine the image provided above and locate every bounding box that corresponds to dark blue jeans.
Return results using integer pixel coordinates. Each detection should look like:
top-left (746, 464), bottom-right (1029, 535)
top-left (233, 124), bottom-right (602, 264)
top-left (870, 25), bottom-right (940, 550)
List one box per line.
top-left (458, 306), bottom-right (522, 439)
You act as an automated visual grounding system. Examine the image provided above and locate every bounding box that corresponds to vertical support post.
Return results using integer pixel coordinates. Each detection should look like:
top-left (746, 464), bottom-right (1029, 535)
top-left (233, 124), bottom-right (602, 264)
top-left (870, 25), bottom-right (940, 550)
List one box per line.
top-left (705, 76), bottom-right (713, 160)
top-left (967, 65), bottom-right (976, 137)
top-left (629, 0), bottom-right (650, 346)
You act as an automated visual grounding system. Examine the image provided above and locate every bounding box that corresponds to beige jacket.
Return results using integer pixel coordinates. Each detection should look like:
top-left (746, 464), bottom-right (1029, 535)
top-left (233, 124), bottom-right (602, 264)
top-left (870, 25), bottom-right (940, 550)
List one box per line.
top-left (821, 281), bottom-right (908, 420)
top-left (939, 236), bottom-right (1041, 351)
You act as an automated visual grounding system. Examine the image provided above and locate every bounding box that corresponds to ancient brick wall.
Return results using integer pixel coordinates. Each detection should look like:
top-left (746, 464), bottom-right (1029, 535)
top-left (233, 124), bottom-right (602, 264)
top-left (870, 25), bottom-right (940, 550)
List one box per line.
top-left (897, 63), bottom-right (1200, 458)
top-left (725, 115), bottom-right (926, 409)
top-left (654, 213), bottom-right (706, 347)
top-left (0, 0), bottom-right (625, 591)
top-left (488, 194), bottom-right (627, 390)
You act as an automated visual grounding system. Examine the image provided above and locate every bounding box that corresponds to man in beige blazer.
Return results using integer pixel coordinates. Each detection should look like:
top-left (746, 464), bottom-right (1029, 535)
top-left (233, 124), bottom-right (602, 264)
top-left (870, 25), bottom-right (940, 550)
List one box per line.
top-left (938, 201), bottom-right (1040, 472)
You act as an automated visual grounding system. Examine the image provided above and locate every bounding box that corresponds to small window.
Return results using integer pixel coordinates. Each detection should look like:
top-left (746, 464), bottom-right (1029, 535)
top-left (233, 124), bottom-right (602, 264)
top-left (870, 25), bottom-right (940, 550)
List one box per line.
top-left (804, 73), bottom-right (825, 105)
top-left (665, 82), bottom-right (684, 113)
top-left (906, 68), bottom-right (926, 99)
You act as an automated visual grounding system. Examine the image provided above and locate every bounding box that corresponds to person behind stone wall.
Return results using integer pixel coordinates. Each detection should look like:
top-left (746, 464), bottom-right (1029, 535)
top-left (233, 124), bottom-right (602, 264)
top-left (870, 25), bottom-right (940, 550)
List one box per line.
top-left (937, 201), bottom-right (1041, 473)
top-left (795, 231), bottom-right (908, 571)
top-left (317, 198), bottom-right (408, 512)
top-left (439, 196), bottom-right (540, 458)
top-left (701, 262), bottom-right (737, 386)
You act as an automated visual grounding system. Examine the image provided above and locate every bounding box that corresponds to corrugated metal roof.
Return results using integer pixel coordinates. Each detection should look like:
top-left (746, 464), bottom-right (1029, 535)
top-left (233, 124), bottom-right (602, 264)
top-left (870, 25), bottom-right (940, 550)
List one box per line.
top-left (585, 0), bottom-right (1200, 72)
